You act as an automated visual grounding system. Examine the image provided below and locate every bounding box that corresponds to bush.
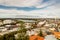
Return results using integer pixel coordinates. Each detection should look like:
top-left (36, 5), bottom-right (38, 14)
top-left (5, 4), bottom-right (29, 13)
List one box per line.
top-left (3, 33), bottom-right (15, 40)
top-left (38, 30), bottom-right (43, 37)
top-left (0, 35), bottom-right (4, 40)
top-left (16, 32), bottom-right (29, 40)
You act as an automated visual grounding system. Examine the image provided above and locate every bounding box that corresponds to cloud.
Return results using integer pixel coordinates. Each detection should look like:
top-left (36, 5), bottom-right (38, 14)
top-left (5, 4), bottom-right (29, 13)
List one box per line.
top-left (0, 4), bottom-right (60, 18)
top-left (36, 0), bottom-right (59, 8)
top-left (0, 0), bottom-right (59, 8)
top-left (0, 0), bottom-right (42, 7)
top-left (0, 0), bottom-right (60, 18)
top-left (0, 0), bottom-right (59, 11)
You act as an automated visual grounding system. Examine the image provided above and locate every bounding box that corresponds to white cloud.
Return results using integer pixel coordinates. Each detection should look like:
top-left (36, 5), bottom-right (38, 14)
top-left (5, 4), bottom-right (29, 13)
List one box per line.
top-left (0, 5), bottom-right (60, 18)
top-left (0, 0), bottom-right (60, 18)
top-left (0, 0), bottom-right (57, 8)
top-left (36, 0), bottom-right (59, 8)
top-left (0, 0), bottom-right (43, 7)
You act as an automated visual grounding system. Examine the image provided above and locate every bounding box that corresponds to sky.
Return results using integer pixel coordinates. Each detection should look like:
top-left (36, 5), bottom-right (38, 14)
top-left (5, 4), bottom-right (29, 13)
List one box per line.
top-left (0, 0), bottom-right (60, 18)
